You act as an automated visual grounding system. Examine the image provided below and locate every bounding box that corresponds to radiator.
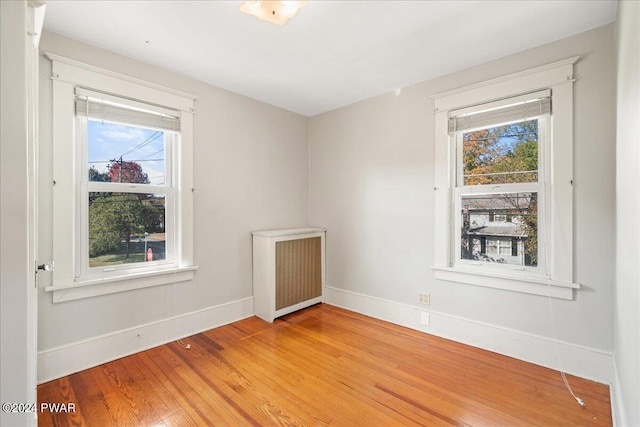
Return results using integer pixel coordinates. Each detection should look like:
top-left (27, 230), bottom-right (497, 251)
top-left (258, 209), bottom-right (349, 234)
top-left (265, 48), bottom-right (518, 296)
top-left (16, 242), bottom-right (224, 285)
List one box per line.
top-left (252, 228), bottom-right (326, 322)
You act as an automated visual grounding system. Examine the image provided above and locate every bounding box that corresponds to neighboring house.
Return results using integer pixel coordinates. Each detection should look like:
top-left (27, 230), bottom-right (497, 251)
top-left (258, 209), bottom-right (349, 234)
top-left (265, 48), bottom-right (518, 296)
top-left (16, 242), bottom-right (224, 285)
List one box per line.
top-left (461, 194), bottom-right (533, 266)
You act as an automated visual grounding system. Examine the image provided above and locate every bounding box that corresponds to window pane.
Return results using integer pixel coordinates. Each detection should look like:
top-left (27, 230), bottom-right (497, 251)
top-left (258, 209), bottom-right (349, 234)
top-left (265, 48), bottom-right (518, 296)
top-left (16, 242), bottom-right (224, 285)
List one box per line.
top-left (462, 120), bottom-right (538, 185)
top-left (460, 193), bottom-right (538, 266)
top-left (494, 214), bottom-right (507, 222)
top-left (88, 192), bottom-right (166, 267)
top-left (88, 120), bottom-right (165, 185)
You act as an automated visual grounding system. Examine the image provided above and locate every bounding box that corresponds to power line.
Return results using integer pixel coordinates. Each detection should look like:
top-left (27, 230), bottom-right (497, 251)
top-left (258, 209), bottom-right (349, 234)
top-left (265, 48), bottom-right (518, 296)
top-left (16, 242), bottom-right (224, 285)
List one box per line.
top-left (118, 131), bottom-right (163, 160)
top-left (89, 158), bottom-right (164, 163)
top-left (139, 148), bottom-right (164, 160)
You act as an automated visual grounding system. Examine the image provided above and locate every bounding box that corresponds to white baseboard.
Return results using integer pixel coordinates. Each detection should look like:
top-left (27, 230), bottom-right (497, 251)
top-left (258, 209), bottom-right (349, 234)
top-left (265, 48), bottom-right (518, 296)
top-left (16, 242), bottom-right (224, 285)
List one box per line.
top-left (610, 357), bottom-right (627, 427)
top-left (37, 297), bottom-right (254, 384)
top-left (325, 286), bottom-right (615, 385)
top-left (38, 288), bottom-right (617, 396)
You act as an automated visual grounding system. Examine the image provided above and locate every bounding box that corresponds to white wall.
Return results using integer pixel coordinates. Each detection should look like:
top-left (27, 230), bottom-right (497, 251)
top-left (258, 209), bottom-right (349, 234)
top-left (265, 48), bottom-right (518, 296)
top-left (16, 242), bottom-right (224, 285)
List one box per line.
top-left (37, 32), bottom-right (309, 378)
top-left (614, 2), bottom-right (640, 426)
top-left (310, 25), bottom-right (616, 377)
top-left (1, 1), bottom-right (36, 425)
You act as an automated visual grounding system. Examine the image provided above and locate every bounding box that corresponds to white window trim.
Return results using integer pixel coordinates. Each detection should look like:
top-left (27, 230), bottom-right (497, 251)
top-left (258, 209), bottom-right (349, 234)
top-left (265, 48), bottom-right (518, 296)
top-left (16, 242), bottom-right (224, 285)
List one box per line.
top-left (44, 53), bottom-right (198, 303)
top-left (76, 100), bottom-right (178, 280)
top-left (431, 57), bottom-right (580, 300)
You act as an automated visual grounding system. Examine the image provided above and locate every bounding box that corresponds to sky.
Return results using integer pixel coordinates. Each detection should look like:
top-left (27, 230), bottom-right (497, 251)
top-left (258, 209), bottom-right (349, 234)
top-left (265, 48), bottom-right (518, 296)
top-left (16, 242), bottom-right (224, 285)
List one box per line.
top-left (88, 120), bottom-right (165, 185)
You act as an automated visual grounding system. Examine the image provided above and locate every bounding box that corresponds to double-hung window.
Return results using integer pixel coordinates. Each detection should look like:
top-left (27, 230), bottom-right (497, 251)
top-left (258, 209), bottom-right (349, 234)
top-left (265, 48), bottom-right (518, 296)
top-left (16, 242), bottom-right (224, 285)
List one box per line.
top-left (431, 58), bottom-right (579, 299)
top-left (77, 88), bottom-right (179, 273)
top-left (452, 90), bottom-right (549, 272)
top-left (46, 54), bottom-right (197, 302)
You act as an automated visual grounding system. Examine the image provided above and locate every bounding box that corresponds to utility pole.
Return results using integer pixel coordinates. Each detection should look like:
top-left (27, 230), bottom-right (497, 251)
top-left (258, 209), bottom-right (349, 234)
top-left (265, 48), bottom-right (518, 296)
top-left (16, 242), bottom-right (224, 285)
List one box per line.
top-left (110, 156), bottom-right (124, 182)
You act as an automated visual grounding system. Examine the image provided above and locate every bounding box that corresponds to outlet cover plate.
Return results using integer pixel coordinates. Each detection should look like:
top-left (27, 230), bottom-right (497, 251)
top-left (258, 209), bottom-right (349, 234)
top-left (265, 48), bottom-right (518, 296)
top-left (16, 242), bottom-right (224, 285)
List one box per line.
top-left (420, 311), bottom-right (430, 326)
top-left (419, 293), bottom-right (430, 305)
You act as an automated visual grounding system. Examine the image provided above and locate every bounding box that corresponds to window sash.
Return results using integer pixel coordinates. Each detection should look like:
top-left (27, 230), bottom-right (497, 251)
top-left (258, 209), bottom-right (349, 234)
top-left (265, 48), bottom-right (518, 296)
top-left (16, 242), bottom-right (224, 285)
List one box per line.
top-left (452, 108), bottom-right (548, 273)
top-left (494, 214), bottom-right (507, 222)
top-left (79, 190), bottom-right (177, 277)
top-left (85, 191), bottom-right (173, 270)
top-left (486, 239), bottom-right (513, 256)
top-left (86, 119), bottom-right (173, 188)
top-left (75, 115), bottom-right (179, 279)
top-left (453, 183), bottom-right (545, 273)
top-left (493, 239), bottom-right (512, 255)
top-left (455, 117), bottom-right (546, 187)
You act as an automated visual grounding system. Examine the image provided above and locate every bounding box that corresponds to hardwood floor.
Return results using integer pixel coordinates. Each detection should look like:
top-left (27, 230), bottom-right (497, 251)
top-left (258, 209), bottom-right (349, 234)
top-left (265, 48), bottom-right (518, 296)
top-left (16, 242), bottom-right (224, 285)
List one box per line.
top-left (38, 304), bottom-right (612, 426)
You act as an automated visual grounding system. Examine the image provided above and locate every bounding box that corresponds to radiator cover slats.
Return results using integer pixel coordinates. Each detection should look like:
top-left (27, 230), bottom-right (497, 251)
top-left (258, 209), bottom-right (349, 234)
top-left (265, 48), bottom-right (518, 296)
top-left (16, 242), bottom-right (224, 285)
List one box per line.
top-left (275, 237), bottom-right (322, 310)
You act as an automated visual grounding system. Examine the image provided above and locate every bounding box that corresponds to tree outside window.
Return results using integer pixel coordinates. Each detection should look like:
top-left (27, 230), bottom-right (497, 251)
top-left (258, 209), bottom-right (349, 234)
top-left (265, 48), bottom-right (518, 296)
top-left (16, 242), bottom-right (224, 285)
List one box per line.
top-left (459, 120), bottom-right (540, 267)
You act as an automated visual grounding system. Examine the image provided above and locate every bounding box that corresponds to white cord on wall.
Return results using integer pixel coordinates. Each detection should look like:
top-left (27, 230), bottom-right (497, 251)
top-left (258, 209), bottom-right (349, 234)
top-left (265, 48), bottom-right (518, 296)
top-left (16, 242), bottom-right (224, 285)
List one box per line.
top-left (546, 285), bottom-right (585, 407)
top-left (543, 212), bottom-right (585, 407)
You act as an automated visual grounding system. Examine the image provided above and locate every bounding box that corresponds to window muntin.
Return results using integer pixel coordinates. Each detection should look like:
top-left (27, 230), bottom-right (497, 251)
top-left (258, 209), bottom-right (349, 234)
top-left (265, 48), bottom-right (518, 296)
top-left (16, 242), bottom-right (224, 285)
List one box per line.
top-left (454, 114), bottom-right (547, 273)
top-left (493, 214), bottom-right (507, 222)
top-left (486, 238), bottom-right (511, 256)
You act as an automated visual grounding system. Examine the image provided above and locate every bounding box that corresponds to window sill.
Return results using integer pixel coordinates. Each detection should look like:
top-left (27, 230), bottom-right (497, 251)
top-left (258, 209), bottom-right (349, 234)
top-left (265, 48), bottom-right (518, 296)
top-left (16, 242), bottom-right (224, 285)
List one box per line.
top-left (431, 266), bottom-right (579, 300)
top-left (44, 265), bottom-right (199, 303)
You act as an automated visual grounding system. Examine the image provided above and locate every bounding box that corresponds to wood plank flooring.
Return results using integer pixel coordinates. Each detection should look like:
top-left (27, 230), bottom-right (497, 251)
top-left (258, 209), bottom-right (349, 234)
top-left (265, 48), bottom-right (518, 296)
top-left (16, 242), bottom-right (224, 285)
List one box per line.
top-left (38, 304), bottom-right (612, 426)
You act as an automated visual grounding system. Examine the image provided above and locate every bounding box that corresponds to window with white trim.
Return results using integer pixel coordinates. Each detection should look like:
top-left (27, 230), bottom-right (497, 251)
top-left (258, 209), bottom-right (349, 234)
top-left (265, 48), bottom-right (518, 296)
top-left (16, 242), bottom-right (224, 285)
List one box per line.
top-left (453, 90), bottom-right (549, 272)
top-left (78, 89), bottom-right (178, 274)
top-left (45, 54), bottom-right (197, 303)
top-left (431, 58), bottom-right (579, 300)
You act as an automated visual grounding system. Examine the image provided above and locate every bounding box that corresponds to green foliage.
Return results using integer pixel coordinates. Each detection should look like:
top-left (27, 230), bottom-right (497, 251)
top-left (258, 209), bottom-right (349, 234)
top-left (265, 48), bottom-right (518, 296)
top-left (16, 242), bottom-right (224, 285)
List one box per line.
top-left (88, 166), bottom-right (110, 182)
top-left (463, 121), bottom-right (538, 185)
top-left (89, 194), bottom-right (145, 259)
top-left (88, 160), bottom-right (164, 263)
top-left (502, 192), bottom-right (538, 266)
top-left (141, 201), bottom-right (163, 233)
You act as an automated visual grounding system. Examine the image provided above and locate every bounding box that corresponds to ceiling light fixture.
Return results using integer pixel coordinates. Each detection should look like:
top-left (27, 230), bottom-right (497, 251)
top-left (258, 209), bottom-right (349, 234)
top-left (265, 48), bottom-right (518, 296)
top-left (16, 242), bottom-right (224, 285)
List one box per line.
top-left (239, 1), bottom-right (307, 26)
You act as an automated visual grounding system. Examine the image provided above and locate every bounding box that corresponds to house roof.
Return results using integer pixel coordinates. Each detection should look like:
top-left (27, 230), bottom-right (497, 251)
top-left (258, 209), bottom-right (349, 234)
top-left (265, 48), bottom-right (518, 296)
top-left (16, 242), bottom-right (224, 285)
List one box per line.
top-left (463, 194), bottom-right (532, 211)
top-left (468, 224), bottom-right (527, 238)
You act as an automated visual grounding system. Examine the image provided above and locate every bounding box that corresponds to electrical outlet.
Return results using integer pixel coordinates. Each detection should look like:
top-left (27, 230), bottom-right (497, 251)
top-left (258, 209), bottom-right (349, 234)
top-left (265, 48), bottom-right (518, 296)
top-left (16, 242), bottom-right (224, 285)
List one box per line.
top-left (419, 293), bottom-right (430, 305)
top-left (420, 311), bottom-right (430, 326)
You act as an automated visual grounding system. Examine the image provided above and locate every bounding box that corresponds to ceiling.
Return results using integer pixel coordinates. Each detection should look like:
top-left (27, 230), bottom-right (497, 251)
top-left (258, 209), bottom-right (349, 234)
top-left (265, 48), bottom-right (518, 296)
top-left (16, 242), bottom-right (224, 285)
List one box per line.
top-left (43, 1), bottom-right (617, 117)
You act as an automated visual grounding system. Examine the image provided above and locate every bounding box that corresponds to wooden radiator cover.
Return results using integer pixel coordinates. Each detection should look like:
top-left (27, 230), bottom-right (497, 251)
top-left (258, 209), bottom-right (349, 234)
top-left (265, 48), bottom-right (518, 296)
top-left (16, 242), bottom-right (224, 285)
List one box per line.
top-left (252, 228), bottom-right (326, 322)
